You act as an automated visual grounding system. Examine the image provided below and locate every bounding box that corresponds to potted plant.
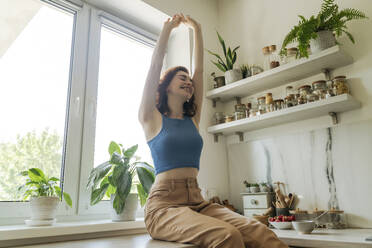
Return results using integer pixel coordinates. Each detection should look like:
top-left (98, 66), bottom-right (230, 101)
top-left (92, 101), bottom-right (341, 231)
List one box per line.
top-left (243, 180), bottom-right (251, 193)
top-left (259, 182), bottom-right (270, 192)
top-left (250, 183), bottom-right (260, 193)
top-left (18, 168), bottom-right (72, 226)
top-left (86, 141), bottom-right (155, 222)
top-left (280, 0), bottom-right (368, 58)
top-left (207, 31), bottom-right (242, 84)
top-left (240, 64), bottom-right (251, 79)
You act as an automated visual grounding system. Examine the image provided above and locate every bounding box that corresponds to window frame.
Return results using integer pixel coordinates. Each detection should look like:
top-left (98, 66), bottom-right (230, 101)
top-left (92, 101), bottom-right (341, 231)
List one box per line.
top-left (0, 0), bottom-right (160, 225)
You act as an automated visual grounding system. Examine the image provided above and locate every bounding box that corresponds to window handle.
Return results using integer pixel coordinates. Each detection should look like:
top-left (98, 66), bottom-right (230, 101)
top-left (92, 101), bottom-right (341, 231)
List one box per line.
top-left (74, 97), bottom-right (80, 117)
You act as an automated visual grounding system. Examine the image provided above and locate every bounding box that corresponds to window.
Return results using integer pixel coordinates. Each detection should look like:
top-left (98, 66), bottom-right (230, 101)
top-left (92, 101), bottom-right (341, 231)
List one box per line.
top-left (0, 1), bottom-right (74, 202)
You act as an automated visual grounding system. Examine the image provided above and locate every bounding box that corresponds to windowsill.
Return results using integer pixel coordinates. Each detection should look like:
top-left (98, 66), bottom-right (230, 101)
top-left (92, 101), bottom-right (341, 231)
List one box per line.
top-left (0, 219), bottom-right (147, 247)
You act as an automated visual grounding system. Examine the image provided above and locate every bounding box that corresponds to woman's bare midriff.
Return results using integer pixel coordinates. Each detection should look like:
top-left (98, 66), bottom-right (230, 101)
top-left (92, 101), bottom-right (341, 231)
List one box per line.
top-left (154, 167), bottom-right (198, 183)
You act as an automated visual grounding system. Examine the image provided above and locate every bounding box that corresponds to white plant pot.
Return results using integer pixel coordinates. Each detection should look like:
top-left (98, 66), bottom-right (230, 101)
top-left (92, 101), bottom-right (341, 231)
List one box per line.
top-left (260, 186), bottom-right (270, 192)
top-left (30, 196), bottom-right (59, 220)
top-left (224, 69), bottom-right (242, 84)
top-left (250, 186), bottom-right (260, 193)
top-left (244, 187), bottom-right (251, 193)
top-left (310, 31), bottom-right (336, 54)
top-left (110, 193), bottom-right (138, 222)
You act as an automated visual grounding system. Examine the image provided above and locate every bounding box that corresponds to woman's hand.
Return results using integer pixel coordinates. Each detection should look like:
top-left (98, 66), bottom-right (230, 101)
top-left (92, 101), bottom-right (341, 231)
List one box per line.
top-left (163, 14), bottom-right (183, 32)
top-left (181, 14), bottom-right (201, 30)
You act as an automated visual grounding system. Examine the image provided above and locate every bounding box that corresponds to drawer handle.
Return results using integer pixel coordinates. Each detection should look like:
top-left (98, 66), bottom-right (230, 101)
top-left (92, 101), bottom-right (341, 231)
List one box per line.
top-left (250, 199), bottom-right (258, 205)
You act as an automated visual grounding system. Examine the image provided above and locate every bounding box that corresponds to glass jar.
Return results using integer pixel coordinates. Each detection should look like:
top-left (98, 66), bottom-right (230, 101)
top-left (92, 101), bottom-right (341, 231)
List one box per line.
top-left (312, 80), bottom-right (327, 100)
top-left (284, 95), bottom-right (295, 108)
top-left (225, 114), bottom-right (234, 123)
top-left (307, 92), bottom-right (319, 102)
top-left (265, 93), bottom-right (274, 112)
top-left (234, 111), bottom-right (246, 120)
top-left (262, 46), bottom-right (271, 71)
top-left (269, 45), bottom-right (280, 69)
top-left (333, 76), bottom-right (349, 95)
top-left (213, 112), bottom-right (225, 125)
top-left (286, 47), bottom-right (298, 64)
top-left (298, 85), bottom-right (311, 104)
top-left (285, 86), bottom-right (296, 97)
top-left (245, 102), bottom-right (252, 118)
top-left (273, 99), bottom-right (284, 111)
top-left (257, 96), bottom-right (266, 115)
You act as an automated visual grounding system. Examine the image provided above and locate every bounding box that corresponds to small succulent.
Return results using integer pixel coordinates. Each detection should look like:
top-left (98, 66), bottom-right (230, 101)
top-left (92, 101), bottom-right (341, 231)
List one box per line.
top-left (243, 180), bottom-right (251, 188)
top-left (251, 183), bottom-right (260, 187)
top-left (240, 64), bottom-right (251, 78)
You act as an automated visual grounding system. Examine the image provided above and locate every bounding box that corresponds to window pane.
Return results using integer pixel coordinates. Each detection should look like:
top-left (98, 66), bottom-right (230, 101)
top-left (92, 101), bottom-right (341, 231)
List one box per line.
top-left (0, 1), bottom-right (74, 201)
top-left (94, 27), bottom-right (153, 171)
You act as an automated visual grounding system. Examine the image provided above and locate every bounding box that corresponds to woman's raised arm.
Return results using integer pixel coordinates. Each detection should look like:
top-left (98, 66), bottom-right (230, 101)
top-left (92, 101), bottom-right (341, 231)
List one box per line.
top-left (138, 15), bottom-right (182, 124)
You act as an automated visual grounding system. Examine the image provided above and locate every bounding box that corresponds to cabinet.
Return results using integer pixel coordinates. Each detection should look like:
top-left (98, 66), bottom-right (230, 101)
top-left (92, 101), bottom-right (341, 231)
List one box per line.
top-left (241, 193), bottom-right (274, 217)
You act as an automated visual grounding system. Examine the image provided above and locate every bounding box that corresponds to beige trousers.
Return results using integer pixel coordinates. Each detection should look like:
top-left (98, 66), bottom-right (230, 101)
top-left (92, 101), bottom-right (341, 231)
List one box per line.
top-left (144, 178), bottom-right (288, 248)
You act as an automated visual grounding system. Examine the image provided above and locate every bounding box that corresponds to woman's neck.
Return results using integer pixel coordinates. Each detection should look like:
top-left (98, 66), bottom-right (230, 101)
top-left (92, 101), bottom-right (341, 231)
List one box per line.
top-left (167, 95), bottom-right (184, 118)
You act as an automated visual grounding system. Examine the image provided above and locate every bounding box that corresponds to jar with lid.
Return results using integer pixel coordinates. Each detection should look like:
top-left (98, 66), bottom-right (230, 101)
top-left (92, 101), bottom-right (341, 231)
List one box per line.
top-left (312, 80), bottom-right (327, 100)
top-left (225, 114), bottom-right (234, 123)
top-left (234, 103), bottom-right (247, 120)
top-left (265, 93), bottom-right (274, 112)
top-left (298, 85), bottom-right (311, 104)
top-left (262, 46), bottom-right (271, 71)
top-left (257, 96), bottom-right (266, 115)
top-left (249, 104), bottom-right (258, 117)
top-left (286, 47), bottom-right (298, 64)
top-left (333, 76), bottom-right (349, 95)
top-left (284, 95), bottom-right (295, 108)
top-left (269, 45), bottom-right (280, 69)
top-left (273, 99), bottom-right (284, 111)
top-left (285, 86), bottom-right (297, 97)
top-left (245, 102), bottom-right (252, 118)
top-left (213, 112), bottom-right (225, 125)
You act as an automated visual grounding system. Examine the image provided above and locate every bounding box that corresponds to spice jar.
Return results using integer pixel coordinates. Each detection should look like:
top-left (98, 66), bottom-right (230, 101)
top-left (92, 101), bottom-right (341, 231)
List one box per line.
top-left (265, 93), bottom-right (274, 112)
top-left (257, 96), bottom-right (266, 115)
top-left (234, 103), bottom-right (247, 120)
top-left (284, 95), bottom-right (295, 108)
top-left (269, 45), bottom-right (280, 69)
top-left (333, 76), bottom-right (349, 95)
top-left (298, 85), bottom-right (311, 104)
top-left (213, 112), bottom-right (225, 125)
top-left (225, 114), bottom-right (234, 123)
top-left (262, 46), bottom-right (271, 71)
top-left (285, 86), bottom-right (296, 97)
top-left (245, 102), bottom-right (252, 118)
top-left (286, 47), bottom-right (298, 63)
top-left (312, 80), bottom-right (327, 100)
top-left (273, 99), bottom-right (284, 111)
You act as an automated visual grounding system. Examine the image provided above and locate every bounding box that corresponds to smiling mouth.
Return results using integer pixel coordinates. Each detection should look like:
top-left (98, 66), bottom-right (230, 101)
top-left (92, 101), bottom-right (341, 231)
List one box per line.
top-left (180, 86), bottom-right (192, 93)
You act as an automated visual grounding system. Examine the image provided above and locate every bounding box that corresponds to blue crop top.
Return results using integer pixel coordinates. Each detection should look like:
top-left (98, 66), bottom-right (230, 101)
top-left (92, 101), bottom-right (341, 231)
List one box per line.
top-left (147, 114), bottom-right (203, 175)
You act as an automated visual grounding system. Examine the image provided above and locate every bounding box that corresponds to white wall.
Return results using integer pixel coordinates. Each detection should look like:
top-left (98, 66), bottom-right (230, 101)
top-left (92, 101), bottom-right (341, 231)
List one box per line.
top-left (217, 0), bottom-right (372, 227)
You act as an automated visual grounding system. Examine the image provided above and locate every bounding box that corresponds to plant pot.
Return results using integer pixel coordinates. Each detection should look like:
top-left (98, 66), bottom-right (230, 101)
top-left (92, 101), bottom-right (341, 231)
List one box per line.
top-left (276, 207), bottom-right (290, 216)
top-left (310, 31), bottom-right (336, 54)
top-left (260, 186), bottom-right (270, 192)
top-left (224, 69), bottom-right (242, 84)
top-left (110, 193), bottom-right (138, 222)
top-left (250, 186), bottom-right (260, 193)
top-left (30, 196), bottom-right (59, 220)
top-left (244, 187), bottom-right (251, 193)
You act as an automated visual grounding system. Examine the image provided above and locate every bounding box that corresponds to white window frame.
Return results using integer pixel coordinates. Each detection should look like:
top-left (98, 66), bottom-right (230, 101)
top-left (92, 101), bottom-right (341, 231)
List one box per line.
top-left (76, 9), bottom-right (157, 217)
top-left (0, 0), bottom-right (88, 225)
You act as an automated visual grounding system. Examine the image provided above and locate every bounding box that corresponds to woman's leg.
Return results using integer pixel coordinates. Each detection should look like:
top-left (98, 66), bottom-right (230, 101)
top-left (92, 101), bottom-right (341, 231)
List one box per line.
top-left (200, 203), bottom-right (288, 248)
top-left (146, 205), bottom-right (245, 248)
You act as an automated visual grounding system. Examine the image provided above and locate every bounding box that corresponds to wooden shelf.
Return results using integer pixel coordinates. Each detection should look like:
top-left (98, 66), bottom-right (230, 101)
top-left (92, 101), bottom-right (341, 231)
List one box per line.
top-left (206, 46), bottom-right (353, 102)
top-left (207, 94), bottom-right (360, 135)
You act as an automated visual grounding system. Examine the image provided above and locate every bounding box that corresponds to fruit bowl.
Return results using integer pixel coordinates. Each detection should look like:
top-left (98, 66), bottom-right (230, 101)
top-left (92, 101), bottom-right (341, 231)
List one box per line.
top-left (269, 221), bottom-right (292, 230)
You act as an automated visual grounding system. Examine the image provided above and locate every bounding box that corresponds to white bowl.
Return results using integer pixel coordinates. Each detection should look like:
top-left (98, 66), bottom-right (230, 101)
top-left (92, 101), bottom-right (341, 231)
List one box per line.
top-left (269, 221), bottom-right (292, 230)
top-left (292, 220), bottom-right (315, 234)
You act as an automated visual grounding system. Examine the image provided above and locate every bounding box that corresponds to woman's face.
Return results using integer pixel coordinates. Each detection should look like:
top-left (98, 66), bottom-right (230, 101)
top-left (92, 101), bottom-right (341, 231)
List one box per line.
top-left (167, 71), bottom-right (194, 101)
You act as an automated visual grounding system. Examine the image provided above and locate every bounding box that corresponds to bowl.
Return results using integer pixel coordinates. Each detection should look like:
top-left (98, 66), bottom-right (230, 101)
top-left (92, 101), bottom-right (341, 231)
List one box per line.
top-left (292, 220), bottom-right (315, 234)
top-left (269, 221), bottom-right (292, 230)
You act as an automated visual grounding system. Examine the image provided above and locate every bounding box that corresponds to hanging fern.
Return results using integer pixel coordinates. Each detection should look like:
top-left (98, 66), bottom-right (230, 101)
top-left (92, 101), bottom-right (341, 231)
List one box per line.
top-left (280, 0), bottom-right (368, 58)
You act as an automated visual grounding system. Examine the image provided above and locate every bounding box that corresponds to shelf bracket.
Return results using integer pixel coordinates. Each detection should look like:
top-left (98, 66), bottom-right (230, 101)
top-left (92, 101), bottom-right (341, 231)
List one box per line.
top-left (322, 68), bottom-right (332, 81)
top-left (234, 97), bottom-right (241, 105)
top-left (213, 132), bottom-right (223, 143)
top-left (235, 132), bottom-right (244, 142)
top-left (212, 97), bottom-right (220, 108)
top-left (329, 112), bottom-right (338, 125)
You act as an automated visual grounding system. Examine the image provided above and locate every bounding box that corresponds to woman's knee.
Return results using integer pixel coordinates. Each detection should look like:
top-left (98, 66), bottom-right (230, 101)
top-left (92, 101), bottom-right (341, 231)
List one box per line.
top-left (213, 225), bottom-right (244, 247)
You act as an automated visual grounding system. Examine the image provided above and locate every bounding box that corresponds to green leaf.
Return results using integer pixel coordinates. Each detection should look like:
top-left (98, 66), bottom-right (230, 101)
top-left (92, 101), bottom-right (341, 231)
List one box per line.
top-left (211, 61), bottom-right (227, 73)
top-left (28, 168), bottom-right (46, 183)
top-left (135, 162), bottom-right (155, 194)
top-left (137, 184), bottom-right (147, 207)
top-left (111, 164), bottom-right (127, 187)
top-left (113, 194), bottom-right (125, 214)
top-left (20, 171), bottom-right (29, 176)
top-left (90, 183), bottom-right (109, 205)
top-left (86, 161), bottom-right (112, 190)
top-left (108, 141), bottom-right (121, 156)
top-left (116, 169), bottom-right (132, 198)
top-left (63, 192), bottom-right (72, 207)
top-left (206, 49), bottom-right (224, 62)
top-left (110, 152), bottom-right (124, 165)
top-left (106, 184), bottom-right (116, 198)
top-left (216, 31), bottom-right (227, 57)
top-left (55, 185), bottom-right (62, 198)
top-left (124, 144), bottom-right (138, 159)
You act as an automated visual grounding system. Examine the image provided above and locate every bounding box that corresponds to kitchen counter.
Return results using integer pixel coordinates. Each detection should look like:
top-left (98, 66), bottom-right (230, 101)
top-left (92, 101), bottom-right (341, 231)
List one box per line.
top-left (272, 228), bottom-right (372, 248)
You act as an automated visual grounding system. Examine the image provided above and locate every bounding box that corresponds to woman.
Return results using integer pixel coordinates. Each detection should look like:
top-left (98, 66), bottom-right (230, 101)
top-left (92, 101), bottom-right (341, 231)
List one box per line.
top-left (138, 13), bottom-right (288, 248)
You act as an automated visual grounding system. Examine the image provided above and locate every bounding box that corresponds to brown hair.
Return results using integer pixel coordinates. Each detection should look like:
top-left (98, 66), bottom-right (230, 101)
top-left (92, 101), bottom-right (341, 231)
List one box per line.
top-left (156, 66), bottom-right (196, 117)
